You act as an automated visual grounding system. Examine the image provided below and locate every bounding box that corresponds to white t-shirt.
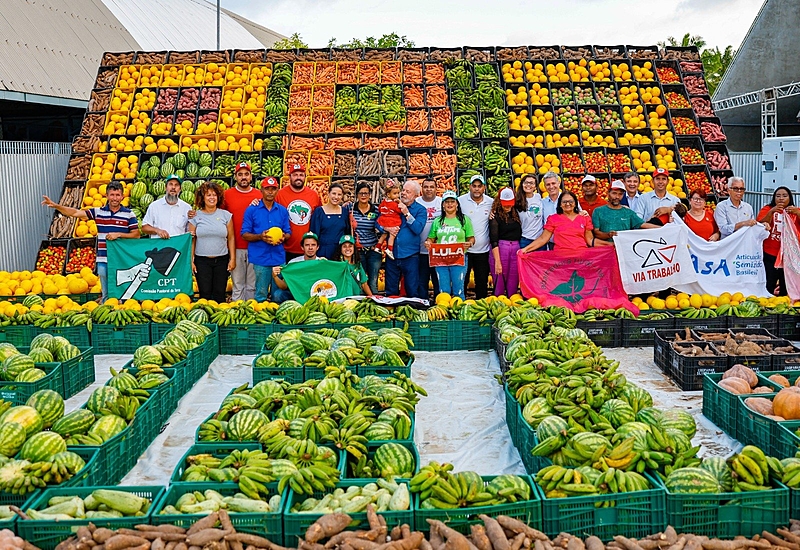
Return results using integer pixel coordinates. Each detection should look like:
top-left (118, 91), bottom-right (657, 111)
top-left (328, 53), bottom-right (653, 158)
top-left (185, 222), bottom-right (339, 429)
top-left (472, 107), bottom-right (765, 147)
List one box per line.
top-left (519, 193), bottom-right (544, 239)
top-left (459, 193), bottom-right (493, 253)
top-left (142, 197), bottom-right (191, 237)
top-left (416, 196), bottom-right (442, 254)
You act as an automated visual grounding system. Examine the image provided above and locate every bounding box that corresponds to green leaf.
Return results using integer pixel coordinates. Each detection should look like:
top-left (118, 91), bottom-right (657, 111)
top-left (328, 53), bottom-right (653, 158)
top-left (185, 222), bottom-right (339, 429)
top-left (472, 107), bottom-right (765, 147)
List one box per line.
top-left (550, 271), bottom-right (585, 304)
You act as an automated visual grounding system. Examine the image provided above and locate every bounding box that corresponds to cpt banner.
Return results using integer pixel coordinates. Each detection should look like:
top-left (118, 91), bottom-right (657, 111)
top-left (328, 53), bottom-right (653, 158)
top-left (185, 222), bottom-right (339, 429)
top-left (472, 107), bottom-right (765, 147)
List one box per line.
top-left (613, 224), bottom-right (696, 294)
top-left (282, 260), bottom-right (361, 302)
top-left (671, 216), bottom-right (770, 297)
top-left (107, 233), bottom-right (193, 300)
top-left (518, 247), bottom-right (638, 313)
top-left (429, 243), bottom-right (466, 267)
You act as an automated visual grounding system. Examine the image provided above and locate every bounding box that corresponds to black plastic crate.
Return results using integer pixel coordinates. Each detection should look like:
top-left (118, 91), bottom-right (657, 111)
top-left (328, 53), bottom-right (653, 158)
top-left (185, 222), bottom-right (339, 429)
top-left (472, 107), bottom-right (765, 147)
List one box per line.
top-left (576, 319), bottom-right (620, 347)
top-left (669, 341), bottom-right (727, 391)
top-left (776, 313), bottom-right (800, 340)
top-left (674, 314), bottom-right (727, 332)
top-left (622, 315), bottom-right (675, 347)
top-left (728, 315), bottom-right (779, 333)
top-left (768, 341), bottom-right (800, 371)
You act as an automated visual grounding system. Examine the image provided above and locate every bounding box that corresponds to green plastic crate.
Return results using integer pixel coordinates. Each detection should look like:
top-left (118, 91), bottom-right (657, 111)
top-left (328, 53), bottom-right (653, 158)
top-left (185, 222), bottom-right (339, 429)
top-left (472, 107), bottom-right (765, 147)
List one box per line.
top-left (284, 479), bottom-right (413, 544)
top-left (540, 472), bottom-right (665, 541)
top-left (0, 361), bottom-right (63, 405)
top-left (398, 320), bottom-right (449, 351)
top-left (32, 325), bottom-right (90, 348)
top-left (150, 322), bottom-right (176, 342)
top-left (17, 485), bottom-right (164, 550)
top-left (576, 319), bottom-right (621, 348)
top-left (129, 389), bottom-right (161, 455)
top-left (127, 365), bottom-right (179, 423)
top-left (0, 325), bottom-right (34, 347)
top-left (451, 320), bottom-right (493, 351)
top-left (91, 323), bottom-right (150, 354)
top-left (201, 324), bottom-right (220, 367)
top-left (703, 373), bottom-right (782, 438)
top-left (776, 421), bottom-right (800, 460)
top-left (728, 314), bottom-right (779, 333)
top-left (219, 324), bottom-right (272, 355)
top-left (356, 356), bottom-right (413, 378)
top-left (342, 441), bottom-right (419, 479)
top-left (170, 442), bottom-right (262, 484)
top-left (0, 491), bottom-right (39, 532)
top-left (505, 385), bottom-right (519, 447)
top-left (152, 482), bottom-right (284, 544)
top-left (331, 322), bottom-right (394, 333)
top-left (60, 346), bottom-right (95, 398)
top-left (737, 393), bottom-right (782, 455)
top-left (69, 418), bottom-right (135, 485)
top-left (519, 419), bottom-right (552, 476)
top-left (252, 351), bottom-right (305, 385)
top-left (414, 475), bottom-right (541, 534)
top-left (662, 478), bottom-right (789, 538)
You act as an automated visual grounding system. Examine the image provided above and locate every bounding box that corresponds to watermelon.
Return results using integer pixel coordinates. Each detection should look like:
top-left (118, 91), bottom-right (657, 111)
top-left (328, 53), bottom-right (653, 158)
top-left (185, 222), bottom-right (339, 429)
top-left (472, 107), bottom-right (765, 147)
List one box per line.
top-left (0, 344), bottom-right (19, 362)
top-left (522, 397), bottom-right (553, 428)
top-left (87, 386), bottom-right (121, 415)
top-left (199, 153), bottom-right (213, 167)
top-left (487, 474), bottom-right (531, 500)
top-left (26, 390), bottom-right (64, 428)
top-left (700, 457), bottom-right (733, 492)
top-left (618, 383), bottom-right (654, 414)
top-left (373, 443), bottom-right (415, 478)
top-left (187, 147), bottom-right (200, 164)
top-left (51, 409), bottom-right (96, 437)
top-left (183, 180), bottom-right (197, 194)
top-left (187, 309), bottom-right (209, 324)
top-left (2, 354), bottom-right (34, 380)
top-left (160, 162), bottom-right (175, 178)
top-left (569, 432), bottom-right (612, 456)
top-left (89, 414), bottom-right (128, 441)
top-left (148, 156), bottom-right (161, 168)
top-left (300, 333), bottom-right (330, 353)
top-left (599, 399), bottom-right (636, 428)
top-left (180, 189), bottom-right (194, 205)
top-left (662, 409), bottom-right (697, 439)
top-left (151, 180), bottom-right (166, 197)
top-left (56, 344), bottom-right (80, 362)
top-left (250, 380), bottom-right (285, 402)
top-left (147, 166), bottom-right (160, 179)
top-left (636, 407), bottom-right (665, 428)
top-left (164, 331), bottom-right (192, 351)
top-left (275, 404), bottom-right (302, 420)
top-left (316, 377), bottom-right (344, 397)
top-left (15, 368), bottom-right (46, 382)
top-left (273, 339), bottom-right (306, 361)
top-left (364, 422), bottom-right (395, 441)
top-left (107, 369), bottom-right (138, 392)
top-left (254, 354), bottom-right (276, 368)
top-left (171, 153), bottom-right (186, 169)
top-left (198, 166), bottom-right (212, 178)
top-left (536, 416), bottom-right (569, 441)
top-left (28, 348), bottom-right (54, 364)
top-left (140, 193), bottom-right (154, 210)
top-left (18, 431), bottom-right (66, 462)
top-left (0, 422), bottom-right (26, 457)
top-left (665, 467), bottom-right (721, 494)
top-left (29, 334), bottom-right (56, 353)
top-left (133, 346), bottom-right (162, 367)
top-left (131, 181), bottom-right (147, 202)
top-left (287, 417), bottom-right (308, 440)
top-left (226, 409), bottom-right (268, 441)
top-left (52, 451), bottom-right (86, 474)
top-left (306, 312), bottom-right (328, 325)
top-left (183, 329), bottom-right (206, 347)
top-left (185, 163), bottom-right (199, 178)
top-left (0, 406), bottom-right (43, 437)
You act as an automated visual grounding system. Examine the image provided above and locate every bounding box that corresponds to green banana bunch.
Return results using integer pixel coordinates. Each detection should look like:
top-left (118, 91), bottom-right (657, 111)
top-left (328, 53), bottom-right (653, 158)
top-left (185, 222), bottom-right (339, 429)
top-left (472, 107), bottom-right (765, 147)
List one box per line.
top-left (454, 115), bottom-right (478, 139)
top-left (728, 445), bottom-right (773, 491)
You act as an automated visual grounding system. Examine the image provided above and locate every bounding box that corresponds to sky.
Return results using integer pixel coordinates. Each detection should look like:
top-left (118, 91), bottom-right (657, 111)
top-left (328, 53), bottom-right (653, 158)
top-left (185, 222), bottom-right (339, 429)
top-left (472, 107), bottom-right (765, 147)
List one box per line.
top-left (221, 0), bottom-right (764, 52)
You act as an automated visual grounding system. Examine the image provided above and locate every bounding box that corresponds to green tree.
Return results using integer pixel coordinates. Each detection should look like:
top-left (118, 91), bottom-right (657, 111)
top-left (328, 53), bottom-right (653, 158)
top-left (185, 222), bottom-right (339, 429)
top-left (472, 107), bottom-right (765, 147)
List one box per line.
top-left (272, 33), bottom-right (308, 50)
top-left (658, 34), bottom-right (736, 96)
top-left (327, 33), bottom-right (415, 49)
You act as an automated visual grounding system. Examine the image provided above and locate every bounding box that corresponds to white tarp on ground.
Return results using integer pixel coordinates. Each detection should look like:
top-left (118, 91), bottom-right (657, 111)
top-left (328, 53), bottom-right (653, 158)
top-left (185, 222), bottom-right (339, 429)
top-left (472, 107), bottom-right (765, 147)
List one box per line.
top-left (65, 346), bottom-right (740, 487)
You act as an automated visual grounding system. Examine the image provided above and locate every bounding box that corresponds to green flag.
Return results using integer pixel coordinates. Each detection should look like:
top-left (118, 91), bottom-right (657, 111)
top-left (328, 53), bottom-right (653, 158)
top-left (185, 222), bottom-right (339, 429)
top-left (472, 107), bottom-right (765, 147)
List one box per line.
top-left (281, 260), bottom-right (361, 301)
top-left (106, 234), bottom-right (193, 300)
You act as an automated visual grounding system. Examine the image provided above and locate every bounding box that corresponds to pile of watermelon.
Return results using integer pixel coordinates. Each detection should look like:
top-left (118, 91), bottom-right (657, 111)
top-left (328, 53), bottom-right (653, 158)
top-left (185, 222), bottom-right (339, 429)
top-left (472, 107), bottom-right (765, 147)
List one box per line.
top-left (0, 337), bottom-right (80, 383)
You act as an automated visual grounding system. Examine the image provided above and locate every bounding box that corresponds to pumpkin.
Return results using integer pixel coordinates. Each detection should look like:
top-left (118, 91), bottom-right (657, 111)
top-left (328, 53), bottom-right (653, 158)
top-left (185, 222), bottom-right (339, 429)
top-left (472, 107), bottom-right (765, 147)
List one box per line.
top-left (744, 397), bottom-right (774, 416)
top-left (773, 387), bottom-right (800, 420)
top-left (753, 386), bottom-right (776, 394)
top-left (718, 377), bottom-right (751, 395)
top-left (722, 364), bottom-right (758, 388)
top-left (769, 374), bottom-right (791, 388)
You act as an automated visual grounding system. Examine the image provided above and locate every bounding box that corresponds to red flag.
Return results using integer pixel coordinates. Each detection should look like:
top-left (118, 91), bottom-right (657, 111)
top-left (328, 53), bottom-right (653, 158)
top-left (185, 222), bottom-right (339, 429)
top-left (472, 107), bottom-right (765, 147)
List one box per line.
top-left (518, 247), bottom-right (639, 314)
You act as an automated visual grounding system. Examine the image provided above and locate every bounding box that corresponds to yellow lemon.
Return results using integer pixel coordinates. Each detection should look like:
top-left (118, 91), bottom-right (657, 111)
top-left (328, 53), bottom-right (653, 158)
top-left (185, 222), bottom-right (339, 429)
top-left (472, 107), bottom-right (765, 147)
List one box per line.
top-left (689, 294), bottom-right (703, 308)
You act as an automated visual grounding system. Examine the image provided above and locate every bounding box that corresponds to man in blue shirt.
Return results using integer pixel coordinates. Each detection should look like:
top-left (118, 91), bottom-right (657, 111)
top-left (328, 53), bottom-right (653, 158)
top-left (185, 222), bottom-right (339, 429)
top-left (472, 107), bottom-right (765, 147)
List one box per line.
top-left (385, 180), bottom-right (427, 299)
top-left (241, 177), bottom-right (291, 302)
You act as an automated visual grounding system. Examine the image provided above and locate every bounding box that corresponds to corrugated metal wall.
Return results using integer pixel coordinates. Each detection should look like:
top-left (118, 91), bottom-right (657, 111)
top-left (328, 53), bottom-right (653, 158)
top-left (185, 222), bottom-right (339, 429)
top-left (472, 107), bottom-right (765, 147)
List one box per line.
top-left (730, 152), bottom-right (763, 191)
top-left (0, 141), bottom-right (71, 271)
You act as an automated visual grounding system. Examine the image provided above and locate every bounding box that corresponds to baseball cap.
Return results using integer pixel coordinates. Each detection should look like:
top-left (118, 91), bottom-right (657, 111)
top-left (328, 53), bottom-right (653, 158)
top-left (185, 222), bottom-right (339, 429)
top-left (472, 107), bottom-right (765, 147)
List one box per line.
top-left (235, 161), bottom-right (251, 173)
top-left (581, 174), bottom-right (596, 184)
top-left (442, 190), bottom-right (458, 201)
top-left (469, 174), bottom-right (485, 185)
top-left (499, 187), bottom-right (516, 207)
top-left (339, 234), bottom-right (356, 245)
top-left (653, 167), bottom-right (670, 178)
top-left (261, 176), bottom-right (279, 188)
top-left (166, 174), bottom-right (183, 184)
top-left (301, 231), bottom-right (318, 242)
top-left (610, 179), bottom-right (626, 191)
top-left (289, 163), bottom-right (306, 175)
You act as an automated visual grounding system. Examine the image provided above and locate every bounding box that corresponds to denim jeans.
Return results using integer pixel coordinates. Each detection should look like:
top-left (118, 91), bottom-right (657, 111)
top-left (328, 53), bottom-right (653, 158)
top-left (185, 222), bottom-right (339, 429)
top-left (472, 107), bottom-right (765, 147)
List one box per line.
top-left (436, 265), bottom-right (467, 299)
top-left (361, 249), bottom-right (383, 294)
top-left (520, 237), bottom-right (534, 249)
top-left (253, 264), bottom-right (280, 303)
top-left (96, 262), bottom-right (108, 303)
top-left (418, 254), bottom-right (439, 298)
top-left (385, 254), bottom-right (422, 298)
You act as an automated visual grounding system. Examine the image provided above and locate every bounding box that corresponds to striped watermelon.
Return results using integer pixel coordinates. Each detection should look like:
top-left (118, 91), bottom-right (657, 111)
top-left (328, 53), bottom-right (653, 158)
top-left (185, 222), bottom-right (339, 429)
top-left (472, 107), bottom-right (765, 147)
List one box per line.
top-left (22, 295), bottom-right (44, 308)
top-left (599, 399), bottom-right (636, 428)
top-left (107, 369), bottom-right (138, 392)
top-left (662, 409), bottom-right (697, 439)
top-left (52, 451), bottom-right (86, 474)
top-left (287, 417), bottom-right (308, 440)
top-left (187, 309), bottom-right (209, 324)
top-left (29, 334), bottom-right (57, 353)
top-left (87, 386), bottom-right (121, 415)
top-left (636, 407), bottom-right (665, 428)
top-left (275, 405), bottom-right (302, 421)
top-left (226, 409), bottom-right (268, 441)
top-left (665, 467), bottom-right (720, 494)
top-left (88, 414), bottom-right (128, 441)
top-left (373, 443), bottom-right (415, 478)
top-left (2, 354), bottom-right (35, 380)
top-left (0, 406), bottom-right (43, 436)
top-left (187, 147), bottom-right (200, 164)
top-left (0, 344), bottom-right (19, 362)
top-left (51, 337), bottom-right (70, 352)
top-left (56, 344), bottom-right (80, 362)
top-left (250, 380), bottom-right (285, 402)
top-left (700, 457), bottom-right (733, 492)
top-left (164, 331), bottom-right (191, 351)
top-left (18, 431), bottom-right (66, 462)
top-left (522, 397), bottom-right (553, 428)
top-left (51, 409), bottom-right (96, 437)
top-left (15, 368), bottom-right (46, 382)
top-left (487, 474), bottom-right (531, 500)
top-left (0, 422), bottom-right (26, 457)
top-left (28, 348), bottom-right (54, 363)
top-left (536, 416), bottom-right (569, 441)
top-left (619, 383), bottom-right (654, 413)
top-left (199, 153), bottom-right (212, 167)
top-left (26, 389), bottom-right (64, 429)
top-left (364, 422), bottom-right (396, 441)
top-left (133, 346), bottom-right (162, 367)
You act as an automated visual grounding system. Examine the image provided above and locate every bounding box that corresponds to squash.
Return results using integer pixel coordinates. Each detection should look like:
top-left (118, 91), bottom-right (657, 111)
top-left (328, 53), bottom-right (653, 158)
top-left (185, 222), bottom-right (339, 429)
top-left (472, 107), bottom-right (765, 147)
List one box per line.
top-left (718, 377), bottom-right (751, 395)
top-left (769, 374), bottom-right (791, 388)
top-left (773, 387), bottom-right (800, 420)
top-left (753, 386), bottom-right (776, 394)
top-left (744, 397), bottom-right (774, 416)
top-left (722, 364), bottom-right (758, 388)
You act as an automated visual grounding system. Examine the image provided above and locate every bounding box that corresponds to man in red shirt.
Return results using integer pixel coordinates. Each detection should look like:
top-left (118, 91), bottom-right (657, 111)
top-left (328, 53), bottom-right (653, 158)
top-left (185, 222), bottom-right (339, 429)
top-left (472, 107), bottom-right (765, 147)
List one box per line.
top-left (224, 161), bottom-right (261, 301)
top-left (578, 175), bottom-right (607, 217)
top-left (276, 164), bottom-right (321, 260)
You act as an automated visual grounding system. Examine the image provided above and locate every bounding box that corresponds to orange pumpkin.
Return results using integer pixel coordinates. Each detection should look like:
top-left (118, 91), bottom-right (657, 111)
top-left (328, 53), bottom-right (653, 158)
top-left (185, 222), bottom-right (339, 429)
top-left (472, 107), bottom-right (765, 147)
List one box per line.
top-left (769, 374), bottom-right (791, 388)
top-left (774, 387), bottom-right (800, 420)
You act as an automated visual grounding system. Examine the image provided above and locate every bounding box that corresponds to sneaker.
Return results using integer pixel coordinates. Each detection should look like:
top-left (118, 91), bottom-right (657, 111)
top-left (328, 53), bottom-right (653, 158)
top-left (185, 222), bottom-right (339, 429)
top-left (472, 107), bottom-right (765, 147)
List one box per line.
top-left (385, 248), bottom-right (394, 260)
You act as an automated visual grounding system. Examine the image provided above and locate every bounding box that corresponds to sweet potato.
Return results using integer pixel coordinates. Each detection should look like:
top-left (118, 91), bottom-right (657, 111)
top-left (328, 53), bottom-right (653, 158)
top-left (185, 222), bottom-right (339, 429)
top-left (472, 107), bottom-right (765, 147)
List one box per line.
top-left (306, 514), bottom-right (353, 544)
top-left (585, 537), bottom-right (604, 550)
top-left (104, 536), bottom-right (149, 550)
top-left (509, 534), bottom-right (526, 550)
top-left (613, 537), bottom-right (644, 550)
top-left (760, 532), bottom-right (796, 550)
top-left (187, 513), bottom-right (219, 536)
top-left (470, 525), bottom-right (492, 550)
top-left (478, 517), bottom-right (509, 550)
top-left (496, 517), bottom-right (546, 542)
top-left (421, 541), bottom-right (433, 550)
top-left (151, 539), bottom-right (165, 550)
top-left (350, 540), bottom-right (381, 550)
top-left (186, 529), bottom-right (231, 547)
top-left (136, 526), bottom-right (186, 535)
top-left (430, 523), bottom-right (444, 550)
top-left (666, 537), bottom-right (686, 550)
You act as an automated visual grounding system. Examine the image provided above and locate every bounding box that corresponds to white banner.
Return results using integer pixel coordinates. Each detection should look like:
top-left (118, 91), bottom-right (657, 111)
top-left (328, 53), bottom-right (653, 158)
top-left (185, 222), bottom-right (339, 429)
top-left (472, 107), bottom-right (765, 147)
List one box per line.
top-left (613, 224), bottom-right (697, 294)
top-left (672, 215), bottom-right (770, 297)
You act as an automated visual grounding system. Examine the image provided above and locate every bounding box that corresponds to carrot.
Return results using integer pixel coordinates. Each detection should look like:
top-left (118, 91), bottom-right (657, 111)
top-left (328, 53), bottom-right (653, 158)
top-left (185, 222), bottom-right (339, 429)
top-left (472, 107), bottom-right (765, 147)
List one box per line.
top-left (409, 152), bottom-right (432, 174)
top-left (315, 62), bottom-right (336, 84)
top-left (359, 62), bottom-right (380, 84)
top-left (327, 136), bottom-right (361, 149)
top-left (336, 123), bottom-right (359, 133)
top-left (432, 151), bottom-right (456, 175)
top-left (363, 136), bottom-right (398, 149)
top-left (400, 133), bottom-right (434, 148)
top-left (383, 120), bottom-right (406, 132)
top-left (337, 62), bottom-right (358, 84)
top-left (403, 86), bottom-right (424, 108)
top-left (426, 85), bottom-right (447, 107)
top-left (285, 151), bottom-right (309, 173)
top-left (430, 108), bottom-right (452, 131)
top-left (435, 135), bottom-right (454, 149)
top-left (403, 63), bottom-right (423, 84)
top-left (425, 63), bottom-right (445, 83)
top-left (291, 136), bottom-right (325, 150)
top-left (309, 150), bottom-right (334, 176)
top-left (290, 86), bottom-right (312, 108)
top-left (407, 110), bottom-right (430, 131)
top-left (287, 109), bottom-right (311, 133)
top-left (381, 62), bottom-right (402, 84)
top-left (313, 85), bottom-right (335, 108)
top-left (307, 177), bottom-right (331, 203)
top-left (311, 109), bottom-right (335, 133)
top-left (293, 62), bottom-right (314, 84)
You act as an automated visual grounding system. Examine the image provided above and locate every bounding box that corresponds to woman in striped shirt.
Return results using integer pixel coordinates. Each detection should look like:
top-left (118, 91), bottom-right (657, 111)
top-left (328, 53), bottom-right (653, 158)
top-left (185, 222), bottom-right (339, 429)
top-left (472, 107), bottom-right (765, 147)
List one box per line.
top-left (350, 183), bottom-right (383, 294)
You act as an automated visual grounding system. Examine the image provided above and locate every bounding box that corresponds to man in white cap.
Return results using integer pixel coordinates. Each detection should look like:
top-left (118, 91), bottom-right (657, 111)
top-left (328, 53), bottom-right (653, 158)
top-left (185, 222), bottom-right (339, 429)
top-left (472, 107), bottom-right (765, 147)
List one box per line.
top-left (459, 174), bottom-right (493, 299)
top-left (578, 174), bottom-right (607, 217)
top-left (592, 180), bottom-right (658, 242)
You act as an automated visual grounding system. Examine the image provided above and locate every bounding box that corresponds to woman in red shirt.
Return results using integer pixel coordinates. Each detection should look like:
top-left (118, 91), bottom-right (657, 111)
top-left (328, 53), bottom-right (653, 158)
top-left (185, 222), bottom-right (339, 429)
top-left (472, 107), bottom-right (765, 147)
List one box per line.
top-left (757, 186), bottom-right (800, 296)
top-left (519, 191), bottom-right (612, 253)
top-left (683, 189), bottom-right (720, 241)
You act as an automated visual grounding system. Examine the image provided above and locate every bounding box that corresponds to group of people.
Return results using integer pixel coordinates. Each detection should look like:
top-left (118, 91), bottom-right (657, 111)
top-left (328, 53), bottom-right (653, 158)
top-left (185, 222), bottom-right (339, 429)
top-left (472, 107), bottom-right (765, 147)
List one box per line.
top-left (43, 161), bottom-right (799, 303)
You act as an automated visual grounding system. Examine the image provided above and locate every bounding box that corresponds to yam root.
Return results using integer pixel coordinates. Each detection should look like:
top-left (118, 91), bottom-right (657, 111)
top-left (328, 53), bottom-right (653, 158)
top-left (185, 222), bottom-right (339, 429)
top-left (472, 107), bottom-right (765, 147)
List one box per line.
top-left (667, 537), bottom-right (686, 550)
top-left (470, 525), bottom-right (492, 550)
top-left (349, 540), bottom-right (381, 550)
top-left (585, 537), bottom-right (604, 550)
top-left (93, 530), bottom-right (116, 544)
top-left (186, 529), bottom-right (232, 547)
top-left (496, 517), bottom-right (548, 542)
top-left (174, 543), bottom-right (188, 550)
top-left (205, 542), bottom-right (228, 550)
top-left (229, 542), bottom-right (244, 550)
top-left (426, 521), bottom-right (471, 550)
top-left (187, 513), bottom-right (220, 536)
top-left (402, 526), bottom-right (413, 540)
top-left (367, 505), bottom-right (382, 531)
top-left (760, 532), bottom-right (796, 550)
top-left (430, 523), bottom-right (444, 550)
top-left (510, 534), bottom-right (526, 550)
top-left (699, 540), bottom-right (769, 549)
top-left (421, 541), bottom-right (433, 550)
top-left (151, 540), bottom-right (165, 550)
top-left (391, 528), bottom-right (403, 542)
top-left (219, 510), bottom-right (234, 533)
top-left (306, 514), bottom-right (353, 544)
top-left (384, 533), bottom-right (425, 550)
top-left (479, 516), bottom-right (510, 550)
top-left (104, 536), bottom-right (149, 550)
top-left (613, 537), bottom-right (644, 550)
top-left (778, 530), bottom-right (800, 545)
